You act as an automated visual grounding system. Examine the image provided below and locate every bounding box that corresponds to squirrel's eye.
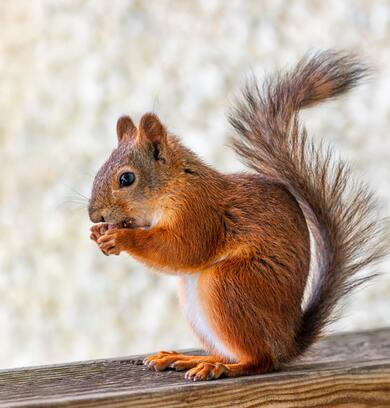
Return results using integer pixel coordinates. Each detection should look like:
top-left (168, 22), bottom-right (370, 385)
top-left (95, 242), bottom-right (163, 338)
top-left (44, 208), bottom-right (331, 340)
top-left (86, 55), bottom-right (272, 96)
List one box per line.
top-left (119, 172), bottom-right (135, 188)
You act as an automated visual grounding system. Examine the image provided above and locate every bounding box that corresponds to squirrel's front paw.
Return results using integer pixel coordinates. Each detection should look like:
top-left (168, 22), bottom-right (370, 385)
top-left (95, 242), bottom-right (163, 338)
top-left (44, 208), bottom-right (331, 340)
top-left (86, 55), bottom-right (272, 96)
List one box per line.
top-left (97, 229), bottom-right (128, 256)
top-left (90, 223), bottom-right (109, 242)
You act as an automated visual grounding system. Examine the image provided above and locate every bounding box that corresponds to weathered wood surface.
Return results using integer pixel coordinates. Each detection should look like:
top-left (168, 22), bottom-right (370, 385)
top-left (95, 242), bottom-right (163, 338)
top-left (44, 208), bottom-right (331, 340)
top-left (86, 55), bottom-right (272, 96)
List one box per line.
top-left (0, 328), bottom-right (390, 407)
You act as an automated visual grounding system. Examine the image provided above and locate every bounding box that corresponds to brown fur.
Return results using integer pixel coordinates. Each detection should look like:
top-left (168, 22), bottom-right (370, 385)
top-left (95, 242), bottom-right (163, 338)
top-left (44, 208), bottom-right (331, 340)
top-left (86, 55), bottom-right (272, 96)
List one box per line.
top-left (89, 50), bottom-right (384, 381)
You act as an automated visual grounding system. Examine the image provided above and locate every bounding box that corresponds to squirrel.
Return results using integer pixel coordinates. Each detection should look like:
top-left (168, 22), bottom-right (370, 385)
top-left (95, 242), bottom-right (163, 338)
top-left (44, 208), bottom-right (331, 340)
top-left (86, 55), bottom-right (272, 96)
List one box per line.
top-left (89, 50), bottom-right (384, 381)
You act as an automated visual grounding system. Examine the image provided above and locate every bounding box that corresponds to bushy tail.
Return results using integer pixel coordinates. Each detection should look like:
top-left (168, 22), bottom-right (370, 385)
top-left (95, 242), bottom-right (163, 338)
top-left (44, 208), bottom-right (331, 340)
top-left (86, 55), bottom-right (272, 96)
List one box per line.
top-left (230, 50), bottom-right (385, 355)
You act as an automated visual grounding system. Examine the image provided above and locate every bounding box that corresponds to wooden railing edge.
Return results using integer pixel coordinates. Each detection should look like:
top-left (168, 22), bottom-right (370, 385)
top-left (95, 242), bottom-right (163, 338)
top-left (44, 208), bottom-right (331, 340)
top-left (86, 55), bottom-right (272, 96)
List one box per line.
top-left (0, 328), bottom-right (390, 407)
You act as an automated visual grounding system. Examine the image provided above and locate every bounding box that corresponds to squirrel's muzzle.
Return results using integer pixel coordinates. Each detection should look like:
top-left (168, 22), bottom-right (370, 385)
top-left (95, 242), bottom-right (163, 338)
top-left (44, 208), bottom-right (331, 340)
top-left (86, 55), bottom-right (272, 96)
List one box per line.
top-left (88, 206), bottom-right (105, 223)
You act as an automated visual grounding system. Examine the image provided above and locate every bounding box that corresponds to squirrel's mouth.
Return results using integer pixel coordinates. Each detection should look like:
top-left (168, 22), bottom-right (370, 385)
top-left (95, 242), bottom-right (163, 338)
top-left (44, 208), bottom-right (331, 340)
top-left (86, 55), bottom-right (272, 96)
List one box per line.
top-left (108, 219), bottom-right (151, 230)
top-left (121, 220), bottom-right (134, 228)
top-left (107, 219), bottom-right (134, 229)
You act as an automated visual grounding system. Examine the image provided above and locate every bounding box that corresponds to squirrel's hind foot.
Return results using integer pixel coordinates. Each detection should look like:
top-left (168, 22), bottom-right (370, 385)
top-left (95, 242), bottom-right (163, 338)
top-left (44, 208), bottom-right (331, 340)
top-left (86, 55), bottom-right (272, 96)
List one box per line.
top-left (184, 362), bottom-right (262, 381)
top-left (143, 351), bottom-right (266, 381)
top-left (143, 351), bottom-right (221, 374)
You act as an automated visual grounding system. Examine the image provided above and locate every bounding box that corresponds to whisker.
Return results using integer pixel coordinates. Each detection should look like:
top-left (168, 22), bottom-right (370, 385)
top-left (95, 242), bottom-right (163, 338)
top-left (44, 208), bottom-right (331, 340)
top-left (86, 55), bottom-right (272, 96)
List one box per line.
top-left (57, 199), bottom-right (88, 210)
top-left (62, 183), bottom-right (90, 202)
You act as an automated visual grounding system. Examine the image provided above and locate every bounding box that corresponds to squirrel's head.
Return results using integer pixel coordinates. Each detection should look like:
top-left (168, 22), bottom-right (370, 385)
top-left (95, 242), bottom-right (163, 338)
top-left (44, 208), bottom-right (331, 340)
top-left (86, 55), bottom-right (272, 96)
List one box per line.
top-left (89, 113), bottom-right (181, 229)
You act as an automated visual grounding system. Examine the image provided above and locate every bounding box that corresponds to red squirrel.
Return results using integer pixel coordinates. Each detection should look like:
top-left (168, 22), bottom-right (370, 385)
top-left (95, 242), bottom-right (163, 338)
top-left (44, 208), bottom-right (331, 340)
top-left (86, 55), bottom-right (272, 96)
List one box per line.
top-left (89, 51), bottom-right (384, 381)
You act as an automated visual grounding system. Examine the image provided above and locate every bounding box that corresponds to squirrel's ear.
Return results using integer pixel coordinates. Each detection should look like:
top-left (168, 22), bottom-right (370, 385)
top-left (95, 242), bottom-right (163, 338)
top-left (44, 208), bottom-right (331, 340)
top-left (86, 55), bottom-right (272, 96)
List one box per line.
top-left (116, 116), bottom-right (136, 144)
top-left (139, 113), bottom-right (167, 160)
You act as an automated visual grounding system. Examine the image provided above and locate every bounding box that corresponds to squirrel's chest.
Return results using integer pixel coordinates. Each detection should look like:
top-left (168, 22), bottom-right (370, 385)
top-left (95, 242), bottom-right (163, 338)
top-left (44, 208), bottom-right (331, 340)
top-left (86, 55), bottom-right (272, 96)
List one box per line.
top-left (178, 273), bottom-right (236, 361)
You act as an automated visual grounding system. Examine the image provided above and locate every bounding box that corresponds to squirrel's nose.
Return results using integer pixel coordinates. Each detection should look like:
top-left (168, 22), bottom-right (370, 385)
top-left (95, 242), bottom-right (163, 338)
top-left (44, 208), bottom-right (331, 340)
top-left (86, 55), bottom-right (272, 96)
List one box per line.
top-left (89, 207), bottom-right (105, 223)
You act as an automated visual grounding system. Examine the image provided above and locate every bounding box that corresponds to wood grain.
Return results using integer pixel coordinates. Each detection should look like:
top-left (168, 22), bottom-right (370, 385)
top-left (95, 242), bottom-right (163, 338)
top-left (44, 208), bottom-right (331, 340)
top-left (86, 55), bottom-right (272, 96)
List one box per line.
top-left (0, 328), bottom-right (390, 407)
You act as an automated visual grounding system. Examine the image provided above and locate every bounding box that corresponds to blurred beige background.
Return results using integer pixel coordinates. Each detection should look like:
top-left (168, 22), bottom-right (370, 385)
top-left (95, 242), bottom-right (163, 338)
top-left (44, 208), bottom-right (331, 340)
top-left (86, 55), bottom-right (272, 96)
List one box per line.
top-left (0, 0), bottom-right (389, 369)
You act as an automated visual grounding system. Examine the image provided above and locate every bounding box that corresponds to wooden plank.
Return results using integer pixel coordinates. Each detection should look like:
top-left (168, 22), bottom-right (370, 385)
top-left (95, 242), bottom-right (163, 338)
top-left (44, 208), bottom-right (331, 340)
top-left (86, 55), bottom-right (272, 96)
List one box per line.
top-left (0, 328), bottom-right (389, 407)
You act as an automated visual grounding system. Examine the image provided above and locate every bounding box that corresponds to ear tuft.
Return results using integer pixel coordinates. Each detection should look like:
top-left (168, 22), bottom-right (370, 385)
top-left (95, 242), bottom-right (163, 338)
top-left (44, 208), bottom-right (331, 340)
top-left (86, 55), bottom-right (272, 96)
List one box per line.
top-left (116, 116), bottom-right (136, 143)
top-left (139, 113), bottom-right (167, 145)
top-left (139, 113), bottom-right (167, 160)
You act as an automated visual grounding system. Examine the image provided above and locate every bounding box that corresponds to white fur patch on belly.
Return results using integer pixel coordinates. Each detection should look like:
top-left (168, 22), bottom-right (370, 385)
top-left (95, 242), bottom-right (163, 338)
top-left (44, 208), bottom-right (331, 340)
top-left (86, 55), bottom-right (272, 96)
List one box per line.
top-left (179, 273), bottom-right (236, 361)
